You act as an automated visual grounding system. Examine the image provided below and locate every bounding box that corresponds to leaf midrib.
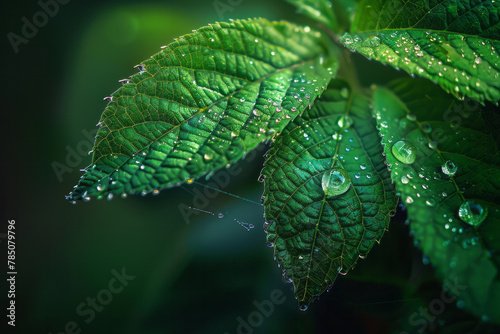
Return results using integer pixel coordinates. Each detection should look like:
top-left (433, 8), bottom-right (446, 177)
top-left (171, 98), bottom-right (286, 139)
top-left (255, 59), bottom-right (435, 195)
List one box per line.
top-left (93, 57), bottom-right (318, 173)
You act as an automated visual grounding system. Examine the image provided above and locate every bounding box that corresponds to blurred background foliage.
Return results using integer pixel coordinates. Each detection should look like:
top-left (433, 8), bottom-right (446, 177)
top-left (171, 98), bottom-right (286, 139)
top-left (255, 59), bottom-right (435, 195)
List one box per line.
top-left (2, 0), bottom-right (499, 333)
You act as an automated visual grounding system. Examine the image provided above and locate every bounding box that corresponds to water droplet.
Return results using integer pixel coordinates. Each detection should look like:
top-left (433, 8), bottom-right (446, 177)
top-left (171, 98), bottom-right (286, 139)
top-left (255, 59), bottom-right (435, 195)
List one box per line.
top-left (298, 303), bottom-right (308, 311)
top-left (392, 140), bottom-right (417, 164)
top-left (406, 114), bottom-right (417, 121)
top-left (426, 199), bottom-right (435, 207)
top-left (422, 123), bottom-right (431, 133)
top-left (363, 35), bottom-right (381, 47)
top-left (359, 163), bottom-right (367, 170)
top-left (428, 141), bottom-right (438, 149)
top-left (339, 87), bottom-right (349, 99)
top-left (441, 160), bottom-right (458, 176)
top-left (332, 132), bottom-right (342, 141)
top-left (458, 201), bottom-right (488, 226)
top-left (406, 196), bottom-right (414, 204)
top-left (321, 168), bottom-right (351, 197)
top-left (401, 175), bottom-right (409, 184)
top-left (134, 64), bottom-right (146, 72)
top-left (218, 213), bottom-right (224, 219)
top-left (337, 115), bottom-right (353, 129)
top-left (204, 153), bottom-right (213, 161)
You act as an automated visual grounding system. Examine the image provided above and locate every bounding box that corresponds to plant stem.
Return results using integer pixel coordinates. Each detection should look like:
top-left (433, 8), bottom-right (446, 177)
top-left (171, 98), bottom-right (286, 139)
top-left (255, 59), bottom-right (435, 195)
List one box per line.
top-left (318, 23), bottom-right (362, 92)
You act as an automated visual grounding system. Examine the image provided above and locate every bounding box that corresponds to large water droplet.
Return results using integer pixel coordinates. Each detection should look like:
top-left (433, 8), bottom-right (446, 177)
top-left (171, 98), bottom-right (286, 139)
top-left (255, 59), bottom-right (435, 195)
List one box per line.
top-left (363, 35), bottom-right (381, 47)
top-left (337, 115), bottom-right (353, 129)
top-left (458, 201), bottom-right (488, 226)
top-left (392, 140), bottom-right (417, 164)
top-left (441, 160), bottom-right (458, 176)
top-left (321, 168), bottom-right (351, 197)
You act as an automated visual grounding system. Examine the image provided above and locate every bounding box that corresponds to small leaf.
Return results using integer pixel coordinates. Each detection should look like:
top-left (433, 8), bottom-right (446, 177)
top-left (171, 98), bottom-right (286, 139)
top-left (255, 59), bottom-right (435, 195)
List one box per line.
top-left (67, 18), bottom-right (337, 201)
top-left (342, 0), bottom-right (500, 103)
top-left (373, 78), bottom-right (500, 321)
top-left (286, 0), bottom-right (336, 31)
top-left (286, 0), bottom-right (357, 32)
top-left (263, 80), bottom-right (397, 309)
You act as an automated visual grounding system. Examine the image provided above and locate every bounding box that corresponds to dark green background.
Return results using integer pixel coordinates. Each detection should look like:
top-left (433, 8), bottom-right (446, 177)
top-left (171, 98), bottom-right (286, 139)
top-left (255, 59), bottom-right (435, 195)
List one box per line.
top-left (1, 0), bottom-right (493, 333)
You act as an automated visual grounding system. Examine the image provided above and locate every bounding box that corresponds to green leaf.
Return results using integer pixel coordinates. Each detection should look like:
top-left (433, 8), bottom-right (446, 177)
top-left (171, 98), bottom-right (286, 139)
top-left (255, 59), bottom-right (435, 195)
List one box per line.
top-left (262, 80), bottom-right (397, 309)
top-left (341, 0), bottom-right (500, 103)
top-left (373, 78), bottom-right (500, 322)
top-left (286, 0), bottom-right (337, 31)
top-left (286, 0), bottom-right (358, 32)
top-left (67, 18), bottom-right (337, 202)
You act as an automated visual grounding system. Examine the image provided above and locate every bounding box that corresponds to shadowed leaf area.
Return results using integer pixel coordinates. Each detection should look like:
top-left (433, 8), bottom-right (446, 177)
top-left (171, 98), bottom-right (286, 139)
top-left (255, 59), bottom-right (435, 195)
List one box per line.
top-left (374, 77), bottom-right (500, 321)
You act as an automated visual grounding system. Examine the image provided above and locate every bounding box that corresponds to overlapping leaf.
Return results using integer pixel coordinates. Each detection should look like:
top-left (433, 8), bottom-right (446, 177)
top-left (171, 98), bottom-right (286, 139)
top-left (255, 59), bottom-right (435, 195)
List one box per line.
top-left (341, 0), bottom-right (500, 103)
top-left (373, 78), bottom-right (500, 321)
top-left (286, 0), bottom-right (337, 31)
top-left (67, 18), bottom-right (337, 201)
top-left (286, 0), bottom-right (358, 33)
top-left (262, 80), bottom-right (397, 308)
